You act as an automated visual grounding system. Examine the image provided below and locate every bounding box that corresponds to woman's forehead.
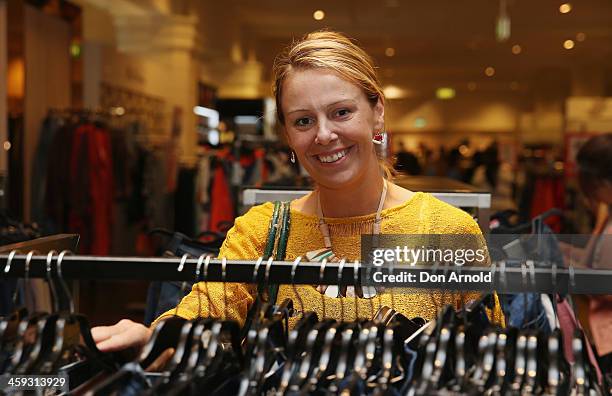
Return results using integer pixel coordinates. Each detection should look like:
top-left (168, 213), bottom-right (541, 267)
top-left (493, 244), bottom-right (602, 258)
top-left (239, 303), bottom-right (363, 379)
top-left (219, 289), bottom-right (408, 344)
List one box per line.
top-left (281, 69), bottom-right (365, 107)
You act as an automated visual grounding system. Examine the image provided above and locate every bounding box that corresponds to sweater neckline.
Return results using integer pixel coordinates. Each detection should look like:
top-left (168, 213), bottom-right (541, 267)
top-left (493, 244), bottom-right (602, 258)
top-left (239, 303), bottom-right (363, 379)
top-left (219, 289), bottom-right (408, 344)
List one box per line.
top-left (280, 191), bottom-right (425, 224)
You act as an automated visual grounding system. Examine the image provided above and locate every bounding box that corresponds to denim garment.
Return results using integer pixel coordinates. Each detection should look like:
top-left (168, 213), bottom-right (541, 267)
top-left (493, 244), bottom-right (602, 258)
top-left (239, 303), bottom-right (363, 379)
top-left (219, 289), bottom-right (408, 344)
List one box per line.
top-left (500, 293), bottom-right (551, 334)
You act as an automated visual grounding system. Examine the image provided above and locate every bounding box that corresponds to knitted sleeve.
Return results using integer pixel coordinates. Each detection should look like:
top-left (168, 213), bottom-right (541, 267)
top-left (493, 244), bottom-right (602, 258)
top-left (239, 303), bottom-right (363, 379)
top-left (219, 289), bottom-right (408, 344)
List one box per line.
top-left (151, 203), bottom-right (272, 327)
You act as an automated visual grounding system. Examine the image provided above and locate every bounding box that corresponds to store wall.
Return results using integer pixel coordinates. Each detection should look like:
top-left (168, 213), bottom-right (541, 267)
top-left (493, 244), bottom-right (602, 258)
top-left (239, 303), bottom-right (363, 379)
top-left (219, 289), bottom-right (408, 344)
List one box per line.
top-left (385, 94), bottom-right (524, 134)
top-left (0, 1), bottom-right (7, 180)
top-left (23, 5), bottom-right (71, 221)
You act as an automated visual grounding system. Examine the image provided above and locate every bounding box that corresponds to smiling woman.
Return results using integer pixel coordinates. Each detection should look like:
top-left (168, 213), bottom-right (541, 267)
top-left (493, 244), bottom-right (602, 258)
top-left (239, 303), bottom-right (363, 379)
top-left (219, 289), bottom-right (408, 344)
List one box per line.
top-left (92, 30), bottom-right (503, 355)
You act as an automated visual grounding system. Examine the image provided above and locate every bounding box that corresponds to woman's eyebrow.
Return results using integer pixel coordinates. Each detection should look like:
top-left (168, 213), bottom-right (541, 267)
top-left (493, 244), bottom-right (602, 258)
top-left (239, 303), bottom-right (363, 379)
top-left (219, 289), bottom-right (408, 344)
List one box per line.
top-left (287, 99), bottom-right (358, 115)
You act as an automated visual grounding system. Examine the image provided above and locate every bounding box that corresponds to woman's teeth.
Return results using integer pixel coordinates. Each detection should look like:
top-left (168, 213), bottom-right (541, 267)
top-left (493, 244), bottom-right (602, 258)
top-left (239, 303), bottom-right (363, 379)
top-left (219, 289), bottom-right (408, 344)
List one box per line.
top-left (318, 149), bottom-right (348, 163)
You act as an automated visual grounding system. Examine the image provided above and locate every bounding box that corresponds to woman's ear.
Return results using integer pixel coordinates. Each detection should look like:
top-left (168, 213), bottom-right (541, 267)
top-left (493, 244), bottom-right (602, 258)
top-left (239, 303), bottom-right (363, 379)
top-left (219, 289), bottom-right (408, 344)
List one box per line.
top-left (373, 97), bottom-right (385, 132)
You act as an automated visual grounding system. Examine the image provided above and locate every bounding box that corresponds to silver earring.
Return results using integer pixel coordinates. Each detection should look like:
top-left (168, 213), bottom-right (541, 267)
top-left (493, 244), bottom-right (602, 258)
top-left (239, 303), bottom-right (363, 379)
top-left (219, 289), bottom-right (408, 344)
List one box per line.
top-left (290, 151), bottom-right (296, 163)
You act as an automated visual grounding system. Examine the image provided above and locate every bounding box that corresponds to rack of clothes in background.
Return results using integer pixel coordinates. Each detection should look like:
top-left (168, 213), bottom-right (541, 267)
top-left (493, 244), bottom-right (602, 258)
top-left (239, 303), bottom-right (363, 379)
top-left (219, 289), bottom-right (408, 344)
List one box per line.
top-left (30, 105), bottom-right (175, 256)
top-left (184, 140), bottom-right (302, 238)
top-left (1, 250), bottom-right (611, 395)
top-left (515, 145), bottom-right (565, 232)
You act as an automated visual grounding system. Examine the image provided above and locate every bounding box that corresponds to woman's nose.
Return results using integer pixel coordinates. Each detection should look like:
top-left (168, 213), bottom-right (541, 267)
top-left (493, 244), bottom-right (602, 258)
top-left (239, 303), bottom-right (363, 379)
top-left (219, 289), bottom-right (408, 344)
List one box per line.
top-left (315, 121), bottom-right (337, 145)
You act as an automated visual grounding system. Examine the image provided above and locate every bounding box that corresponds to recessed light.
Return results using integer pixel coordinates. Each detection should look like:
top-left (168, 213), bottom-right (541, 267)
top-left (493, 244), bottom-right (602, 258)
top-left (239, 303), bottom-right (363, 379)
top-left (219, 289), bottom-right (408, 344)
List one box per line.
top-left (510, 81), bottom-right (519, 90)
top-left (436, 87), bottom-right (456, 100)
top-left (511, 44), bottom-right (522, 55)
top-left (485, 66), bottom-right (495, 77)
top-left (576, 32), bottom-right (586, 42)
top-left (385, 47), bottom-right (395, 57)
top-left (563, 39), bottom-right (575, 49)
top-left (467, 82), bottom-right (477, 91)
top-left (3, 141), bottom-right (11, 151)
top-left (313, 10), bottom-right (325, 21)
top-left (559, 3), bottom-right (572, 13)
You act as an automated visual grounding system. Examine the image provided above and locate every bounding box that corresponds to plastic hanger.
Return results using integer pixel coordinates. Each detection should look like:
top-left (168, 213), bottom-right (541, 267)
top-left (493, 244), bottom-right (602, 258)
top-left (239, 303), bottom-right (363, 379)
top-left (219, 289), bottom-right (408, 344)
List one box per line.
top-left (508, 331), bottom-right (528, 394)
top-left (12, 251), bottom-right (62, 374)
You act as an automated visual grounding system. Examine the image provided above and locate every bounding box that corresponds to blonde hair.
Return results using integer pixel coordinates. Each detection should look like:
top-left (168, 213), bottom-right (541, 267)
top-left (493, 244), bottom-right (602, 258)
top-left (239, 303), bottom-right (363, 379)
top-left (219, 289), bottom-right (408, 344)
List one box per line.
top-left (273, 30), bottom-right (393, 178)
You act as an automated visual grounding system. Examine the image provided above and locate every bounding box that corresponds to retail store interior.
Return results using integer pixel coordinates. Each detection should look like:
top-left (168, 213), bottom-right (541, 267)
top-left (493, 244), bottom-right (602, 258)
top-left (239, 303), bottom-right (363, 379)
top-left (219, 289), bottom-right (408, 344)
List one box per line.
top-left (1, 0), bottom-right (612, 394)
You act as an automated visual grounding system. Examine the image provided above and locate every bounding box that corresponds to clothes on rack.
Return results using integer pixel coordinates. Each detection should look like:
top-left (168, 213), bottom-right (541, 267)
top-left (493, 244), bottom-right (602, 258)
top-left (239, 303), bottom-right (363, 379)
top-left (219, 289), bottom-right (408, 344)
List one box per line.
top-left (154, 193), bottom-right (505, 328)
top-left (33, 111), bottom-right (176, 255)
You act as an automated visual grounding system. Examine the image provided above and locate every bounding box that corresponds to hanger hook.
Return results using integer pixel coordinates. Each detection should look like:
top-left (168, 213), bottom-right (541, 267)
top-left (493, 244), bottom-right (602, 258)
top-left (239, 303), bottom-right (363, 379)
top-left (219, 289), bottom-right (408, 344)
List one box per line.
top-left (4, 250), bottom-right (21, 274)
top-left (569, 265), bottom-right (576, 294)
top-left (353, 260), bottom-right (360, 320)
top-left (252, 257), bottom-right (263, 284)
top-left (264, 256), bottom-right (274, 302)
top-left (291, 256), bottom-right (304, 319)
top-left (551, 262), bottom-right (558, 325)
top-left (195, 254), bottom-right (206, 318)
top-left (320, 258), bottom-right (327, 319)
top-left (338, 258), bottom-right (346, 322)
top-left (203, 256), bottom-right (213, 318)
top-left (56, 250), bottom-right (75, 314)
top-left (527, 260), bottom-right (536, 291)
top-left (46, 251), bottom-right (59, 312)
top-left (222, 257), bottom-right (228, 320)
top-left (12, 250), bottom-right (35, 306)
top-left (174, 254), bottom-right (191, 316)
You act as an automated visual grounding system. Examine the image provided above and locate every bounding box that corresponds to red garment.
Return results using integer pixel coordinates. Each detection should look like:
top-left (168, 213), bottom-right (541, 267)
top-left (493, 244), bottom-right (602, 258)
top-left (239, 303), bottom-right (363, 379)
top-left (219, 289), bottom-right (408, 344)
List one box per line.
top-left (67, 123), bottom-right (114, 255)
top-left (88, 126), bottom-right (114, 255)
top-left (557, 296), bottom-right (603, 384)
top-left (530, 177), bottom-right (564, 232)
top-left (208, 164), bottom-right (234, 233)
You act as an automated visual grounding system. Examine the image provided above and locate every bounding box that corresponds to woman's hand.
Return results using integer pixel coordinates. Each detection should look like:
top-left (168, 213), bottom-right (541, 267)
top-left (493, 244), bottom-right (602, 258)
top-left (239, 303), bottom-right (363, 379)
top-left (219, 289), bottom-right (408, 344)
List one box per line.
top-left (92, 319), bottom-right (152, 353)
top-left (92, 319), bottom-right (175, 371)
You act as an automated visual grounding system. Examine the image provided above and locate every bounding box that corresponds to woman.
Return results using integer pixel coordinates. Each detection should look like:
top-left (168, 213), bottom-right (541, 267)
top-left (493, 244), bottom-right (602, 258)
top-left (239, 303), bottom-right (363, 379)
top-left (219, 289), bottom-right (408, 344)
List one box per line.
top-left (572, 134), bottom-right (612, 375)
top-left (92, 30), bottom-right (502, 354)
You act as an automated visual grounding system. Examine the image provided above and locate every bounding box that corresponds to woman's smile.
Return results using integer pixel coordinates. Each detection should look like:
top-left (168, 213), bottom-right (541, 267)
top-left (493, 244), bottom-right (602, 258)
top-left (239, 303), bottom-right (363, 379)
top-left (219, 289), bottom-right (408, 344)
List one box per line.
top-left (313, 145), bottom-right (355, 166)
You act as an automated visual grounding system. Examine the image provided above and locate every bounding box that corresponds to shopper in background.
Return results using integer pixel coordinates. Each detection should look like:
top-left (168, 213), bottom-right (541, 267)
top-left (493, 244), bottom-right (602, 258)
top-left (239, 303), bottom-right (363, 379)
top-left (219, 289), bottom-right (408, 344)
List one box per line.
top-left (575, 133), bottom-right (612, 375)
top-left (92, 30), bottom-right (503, 355)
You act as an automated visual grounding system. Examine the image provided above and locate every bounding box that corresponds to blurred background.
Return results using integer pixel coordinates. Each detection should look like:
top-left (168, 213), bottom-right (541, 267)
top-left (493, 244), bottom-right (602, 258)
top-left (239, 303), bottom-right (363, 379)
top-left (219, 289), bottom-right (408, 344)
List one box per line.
top-left (1, 0), bottom-right (611, 323)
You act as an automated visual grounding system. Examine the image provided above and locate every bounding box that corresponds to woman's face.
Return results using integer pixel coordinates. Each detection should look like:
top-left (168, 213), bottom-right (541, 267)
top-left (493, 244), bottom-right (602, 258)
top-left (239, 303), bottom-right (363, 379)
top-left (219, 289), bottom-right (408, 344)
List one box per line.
top-left (280, 68), bottom-right (384, 190)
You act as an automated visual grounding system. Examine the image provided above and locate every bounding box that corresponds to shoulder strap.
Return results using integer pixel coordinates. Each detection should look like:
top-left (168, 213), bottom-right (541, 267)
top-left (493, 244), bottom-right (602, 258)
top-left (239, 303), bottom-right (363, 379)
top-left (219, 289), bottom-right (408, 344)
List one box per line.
top-left (258, 201), bottom-right (291, 303)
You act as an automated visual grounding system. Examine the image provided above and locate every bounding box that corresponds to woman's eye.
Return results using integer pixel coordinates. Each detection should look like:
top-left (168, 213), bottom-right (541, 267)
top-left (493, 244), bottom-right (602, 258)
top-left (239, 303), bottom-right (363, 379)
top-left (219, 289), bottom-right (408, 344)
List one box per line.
top-left (295, 117), bottom-right (313, 127)
top-left (336, 109), bottom-right (351, 117)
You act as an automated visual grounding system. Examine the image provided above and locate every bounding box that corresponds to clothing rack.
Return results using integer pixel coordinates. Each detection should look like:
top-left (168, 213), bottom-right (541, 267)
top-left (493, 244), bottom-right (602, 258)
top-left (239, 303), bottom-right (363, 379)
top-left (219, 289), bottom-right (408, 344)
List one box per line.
top-left (1, 254), bottom-right (611, 294)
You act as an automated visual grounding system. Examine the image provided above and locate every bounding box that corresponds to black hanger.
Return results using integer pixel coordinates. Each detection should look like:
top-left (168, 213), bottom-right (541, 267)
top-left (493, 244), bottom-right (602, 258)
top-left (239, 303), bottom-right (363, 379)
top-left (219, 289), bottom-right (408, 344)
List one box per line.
top-left (508, 331), bottom-right (528, 394)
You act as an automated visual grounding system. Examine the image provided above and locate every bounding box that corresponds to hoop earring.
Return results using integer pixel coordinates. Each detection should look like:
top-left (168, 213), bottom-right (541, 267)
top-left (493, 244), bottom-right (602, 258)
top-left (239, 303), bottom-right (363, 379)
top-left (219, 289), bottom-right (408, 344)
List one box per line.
top-left (290, 151), bottom-right (296, 163)
top-left (372, 131), bottom-right (386, 145)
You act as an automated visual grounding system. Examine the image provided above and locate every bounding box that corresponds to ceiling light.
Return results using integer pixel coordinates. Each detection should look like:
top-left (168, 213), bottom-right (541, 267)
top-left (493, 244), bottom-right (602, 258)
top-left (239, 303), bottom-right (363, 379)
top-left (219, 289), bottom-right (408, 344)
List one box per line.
top-left (563, 39), bottom-right (575, 49)
top-left (383, 85), bottom-right (408, 99)
top-left (576, 32), bottom-right (586, 42)
top-left (313, 10), bottom-right (325, 20)
top-left (559, 3), bottom-right (572, 13)
top-left (511, 44), bottom-right (522, 55)
top-left (467, 82), bottom-right (477, 91)
top-left (414, 117), bottom-right (427, 129)
top-left (484, 66), bottom-right (495, 77)
top-left (385, 47), bottom-right (395, 57)
top-left (436, 87), bottom-right (456, 100)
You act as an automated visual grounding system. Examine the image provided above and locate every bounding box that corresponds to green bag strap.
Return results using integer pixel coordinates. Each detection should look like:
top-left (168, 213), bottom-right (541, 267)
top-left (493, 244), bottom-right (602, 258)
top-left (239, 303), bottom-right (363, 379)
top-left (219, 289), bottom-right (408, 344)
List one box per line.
top-left (269, 201), bottom-right (291, 305)
top-left (242, 201), bottom-right (290, 339)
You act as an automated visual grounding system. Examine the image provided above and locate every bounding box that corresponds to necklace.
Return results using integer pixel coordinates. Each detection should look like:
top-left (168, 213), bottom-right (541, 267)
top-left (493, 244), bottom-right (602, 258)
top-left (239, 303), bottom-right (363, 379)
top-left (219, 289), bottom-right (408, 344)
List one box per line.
top-left (317, 179), bottom-right (388, 249)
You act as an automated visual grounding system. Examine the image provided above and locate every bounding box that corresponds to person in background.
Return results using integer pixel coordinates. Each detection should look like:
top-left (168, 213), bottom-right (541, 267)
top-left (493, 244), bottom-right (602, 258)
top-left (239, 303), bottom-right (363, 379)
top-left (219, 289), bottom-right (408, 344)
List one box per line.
top-left (578, 134), bottom-right (612, 376)
top-left (394, 141), bottom-right (422, 175)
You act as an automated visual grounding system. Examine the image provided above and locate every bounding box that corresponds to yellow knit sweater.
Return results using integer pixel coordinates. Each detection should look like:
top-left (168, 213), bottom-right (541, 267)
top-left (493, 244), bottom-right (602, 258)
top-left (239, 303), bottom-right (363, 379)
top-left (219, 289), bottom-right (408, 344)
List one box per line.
top-left (154, 192), bottom-right (504, 328)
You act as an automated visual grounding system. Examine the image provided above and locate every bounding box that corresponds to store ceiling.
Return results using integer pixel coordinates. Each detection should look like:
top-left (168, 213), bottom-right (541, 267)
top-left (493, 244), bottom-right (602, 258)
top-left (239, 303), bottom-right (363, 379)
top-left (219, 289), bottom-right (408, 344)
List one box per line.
top-left (228, 0), bottom-right (612, 96)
